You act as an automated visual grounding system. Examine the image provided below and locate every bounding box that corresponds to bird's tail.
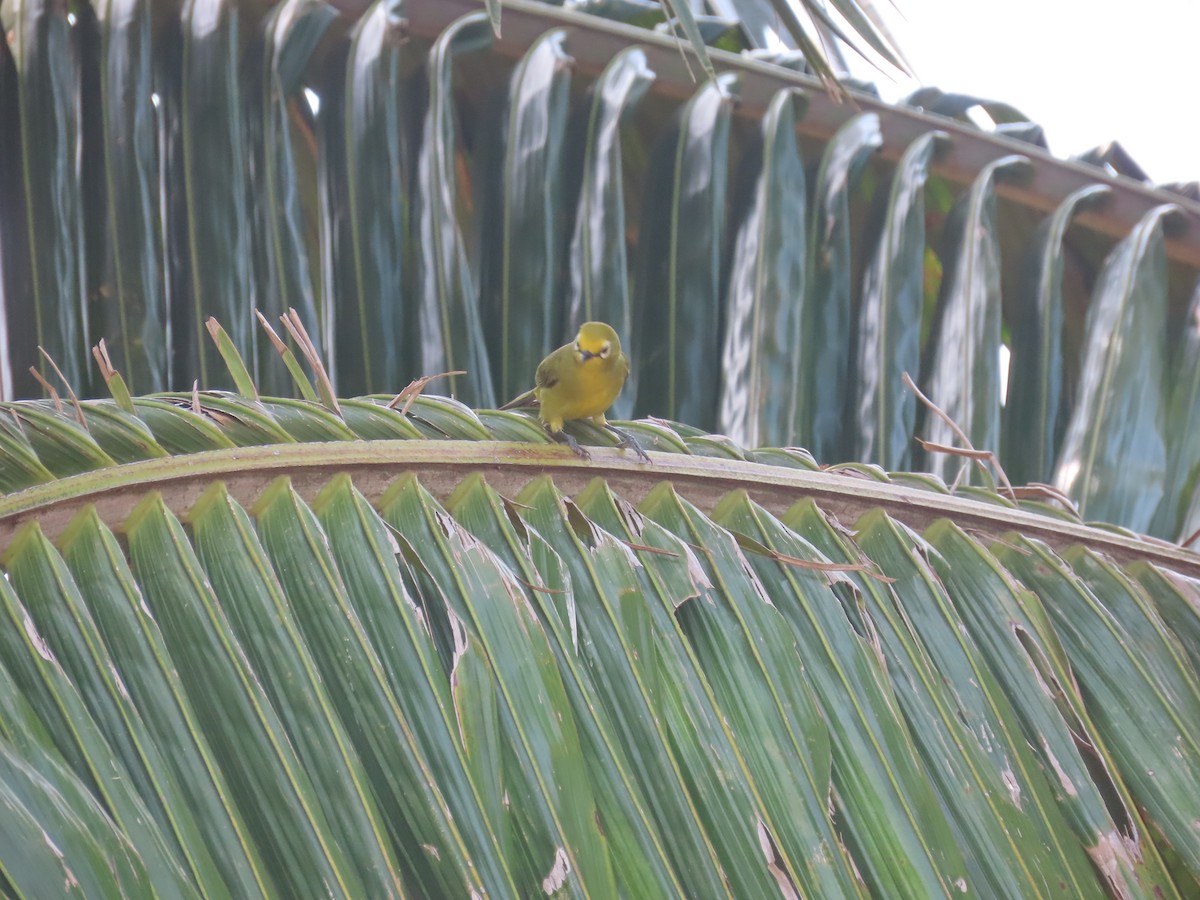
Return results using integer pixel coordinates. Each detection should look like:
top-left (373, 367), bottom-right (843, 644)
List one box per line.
top-left (498, 388), bottom-right (539, 411)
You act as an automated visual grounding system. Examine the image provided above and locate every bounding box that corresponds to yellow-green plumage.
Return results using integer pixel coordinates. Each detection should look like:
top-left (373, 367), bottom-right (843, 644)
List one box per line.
top-left (500, 321), bottom-right (648, 462)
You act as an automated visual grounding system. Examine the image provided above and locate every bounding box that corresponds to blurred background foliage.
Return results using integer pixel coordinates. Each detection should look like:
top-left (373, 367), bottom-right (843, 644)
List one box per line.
top-left (0, 0), bottom-right (1198, 540)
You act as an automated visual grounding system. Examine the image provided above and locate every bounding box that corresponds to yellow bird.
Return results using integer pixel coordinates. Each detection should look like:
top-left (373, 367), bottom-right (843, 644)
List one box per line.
top-left (500, 321), bottom-right (650, 462)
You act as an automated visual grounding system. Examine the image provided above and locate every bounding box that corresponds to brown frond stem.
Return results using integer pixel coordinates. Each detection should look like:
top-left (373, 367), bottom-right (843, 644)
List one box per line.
top-left (279, 308), bottom-right (341, 415)
top-left (902, 371), bottom-right (1014, 499)
top-left (37, 347), bottom-right (86, 428)
top-left (28, 367), bottom-right (63, 413)
top-left (388, 371), bottom-right (468, 415)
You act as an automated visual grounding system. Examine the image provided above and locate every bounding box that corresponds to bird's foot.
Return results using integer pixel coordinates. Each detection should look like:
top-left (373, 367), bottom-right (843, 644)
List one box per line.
top-left (550, 428), bottom-right (591, 460)
top-left (606, 424), bottom-right (652, 464)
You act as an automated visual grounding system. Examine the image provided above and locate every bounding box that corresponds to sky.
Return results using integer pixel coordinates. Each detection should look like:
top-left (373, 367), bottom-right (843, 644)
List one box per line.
top-left (861, 0), bottom-right (1200, 186)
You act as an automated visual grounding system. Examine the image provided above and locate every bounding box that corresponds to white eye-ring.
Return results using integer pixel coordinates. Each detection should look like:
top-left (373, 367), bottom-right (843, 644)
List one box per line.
top-left (599, 343), bottom-right (611, 358)
top-left (574, 342), bottom-right (582, 353)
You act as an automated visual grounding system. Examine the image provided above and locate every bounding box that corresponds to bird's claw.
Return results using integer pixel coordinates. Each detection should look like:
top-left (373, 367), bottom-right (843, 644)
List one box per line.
top-left (617, 437), bottom-right (652, 464)
top-left (607, 425), bottom-right (652, 464)
top-left (552, 430), bottom-right (591, 459)
top-left (547, 425), bottom-right (649, 463)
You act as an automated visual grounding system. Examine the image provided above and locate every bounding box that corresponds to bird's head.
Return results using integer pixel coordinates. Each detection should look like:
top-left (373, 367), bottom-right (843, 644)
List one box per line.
top-left (573, 321), bottom-right (620, 364)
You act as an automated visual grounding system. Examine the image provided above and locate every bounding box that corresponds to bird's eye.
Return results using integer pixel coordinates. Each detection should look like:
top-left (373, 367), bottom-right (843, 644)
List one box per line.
top-left (574, 342), bottom-right (581, 353)
top-left (600, 343), bottom-right (611, 358)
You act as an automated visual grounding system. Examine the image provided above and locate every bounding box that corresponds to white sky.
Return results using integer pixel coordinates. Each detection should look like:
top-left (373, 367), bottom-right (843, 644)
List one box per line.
top-left (864, 0), bottom-right (1200, 186)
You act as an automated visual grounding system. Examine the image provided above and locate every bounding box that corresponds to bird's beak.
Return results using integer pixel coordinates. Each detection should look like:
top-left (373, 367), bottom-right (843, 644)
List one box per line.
top-left (578, 349), bottom-right (595, 361)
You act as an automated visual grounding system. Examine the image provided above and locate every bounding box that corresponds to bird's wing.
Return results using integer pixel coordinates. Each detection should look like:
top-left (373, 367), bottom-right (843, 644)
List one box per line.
top-left (499, 345), bottom-right (567, 409)
top-left (498, 387), bottom-right (539, 410)
top-left (534, 352), bottom-right (560, 390)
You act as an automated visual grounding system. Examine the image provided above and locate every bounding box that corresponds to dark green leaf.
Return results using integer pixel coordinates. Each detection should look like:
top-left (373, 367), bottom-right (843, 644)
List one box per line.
top-left (337, 2), bottom-right (415, 394)
top-left (920, 155), bottom-right (1029, 484)
top-left (1003, 184), bottom-right (1110, 485)
top-left (655, 16), bottom-right (742, 53)
top-left (636, 74), bottom-right (737, 431)
top-left (414, 12), bottom-right (496, 408)
top-left (1056, 545), bottom-right (1200, 875)
top-left (252, 0), bottom-right (333, 393)
top-left (640, 486), bottom-right (866, 898)
top-left (76, 401), bottom-right (169, 463)
top-left (904, 88), bottom-right (1032, 127)
top-left (565, 47), bottom-right (655, 420)
top-left (448, 474), bottom-right (686, 898)
top-left (0, 414), bottom-right (56, 491)
top-left (124, 494), bottom-right (357, 896)
top-left (742, 0), bottom-right (840, 85)
top-left (177, 0), bottom-right (256, 389)
top-left (719, 88), bottom-right (807, 449)
top-left (380, 475), bottom-right (618, 896)
top-left (568, 0), bottom-right (666, 29)
top-left (58, 506), bottom-right (272, 896)
top-left (402, 394), bottom-right (492, 439)
top-left (528, 477), bottom-right (776, 898)
top-left (683, 433), bottom-right (747, 458)
top-left (721, 0), bottom-right (796, 49)
top-left (610, 418), bottom-right (692, 453)
top-left (3, 403), bottom-right (117, 477)
top-left (0, 531), bottom-right (198, 896)
top-left (927, 520), bottom-right (1176, 897)
top-left (1054, 205), bottom-right (1176, 532)
top-left (8, 523), bottom-right (229, 895)
top-left (129, 397), bottom-right (240, 453)
top-left (853, 131), bottom-right (946, 470)
top-left (476, 409), bottom-right (554, 443)
top-left (1129, 562), bottom-right (1200, 684)
top-left (0, 742), bottom-right (151, 898)
top-left (853, 512), bottom-right (1106, 897)
top-left (1154, 279), bottom-right (1200, 539)
top-left (5, 0), bottom-right (89, 391)
top-left (338, 398), bottom-right (425, 439)
top-left (187, 483), bottom-right (403, 896)
top-left (745, 446), bottom-right (820, 469)
top-left (297, 475), bottom-right (517, 894)
top-left (94, 0), bottom-right (166, 393)
top-left (740, 497), bottom-right (970, 897)
top-left (257, 397), bottom-right (359, 441)
top-left (798, 112), bottom-right (882, 462)
top-left (151, 392), bottom-right (295, 445)
top-left (482, 29), bottom-right (573, 404)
